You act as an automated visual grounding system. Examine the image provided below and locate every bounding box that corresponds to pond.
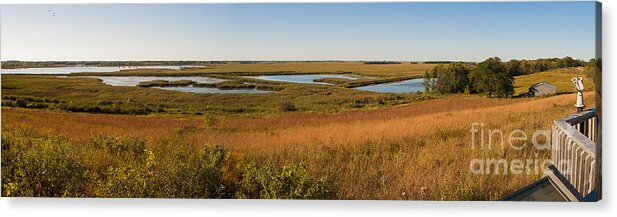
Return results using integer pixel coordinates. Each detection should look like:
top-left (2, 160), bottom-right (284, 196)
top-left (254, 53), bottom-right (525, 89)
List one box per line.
top-left (248, 74), bottom-right (357, 85)
top-left (87, 76), bottom-right (224, 87)
top-left (0, 65), bottom-right (200, 75)
top-left (353, 78), bottom-right (425, 93)
top-left (72, 76), bottom-right (271, 94)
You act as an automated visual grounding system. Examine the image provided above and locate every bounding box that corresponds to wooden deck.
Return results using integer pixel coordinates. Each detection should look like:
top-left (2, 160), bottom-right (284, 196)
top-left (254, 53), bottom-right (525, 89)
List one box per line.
top-left (552, 108), bottom-right (598, 198)
top-left (503, 108), bottom-right (600, 202)
top-left (502, 165), bottom-right (583, 202)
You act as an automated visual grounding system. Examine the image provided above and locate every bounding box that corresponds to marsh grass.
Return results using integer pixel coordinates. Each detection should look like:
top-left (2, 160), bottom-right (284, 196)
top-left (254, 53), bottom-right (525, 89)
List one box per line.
top-left (0, 127), bottom-right (334, 198)
top-left (1, 92), bottom-right (594, 200)
top-left (0, 63), bottom-right (596, 200)
top-left (1, 75), bottom-right (432, 116)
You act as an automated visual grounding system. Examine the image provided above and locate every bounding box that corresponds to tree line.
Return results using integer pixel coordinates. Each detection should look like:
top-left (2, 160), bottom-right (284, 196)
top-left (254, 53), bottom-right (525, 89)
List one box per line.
top-left (364, 61), bottom-right (402, 64)
top-left (504, 56), bottom-right (586, 76)
top-left (423, 56), bottom-right (592, 98)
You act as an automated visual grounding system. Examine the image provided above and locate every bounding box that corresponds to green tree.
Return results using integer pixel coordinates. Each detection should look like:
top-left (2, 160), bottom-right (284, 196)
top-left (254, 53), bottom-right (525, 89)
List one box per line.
top-left (422, 69), bottom-right (436, 93)
top-left (432, 63), bottom-right (470, 94)
top-left (585, 58), bottom-right (601, 84)
top-left (468, 57), bottom-right (514, 98)
top-left (505, 59), bottom-right (522, 76)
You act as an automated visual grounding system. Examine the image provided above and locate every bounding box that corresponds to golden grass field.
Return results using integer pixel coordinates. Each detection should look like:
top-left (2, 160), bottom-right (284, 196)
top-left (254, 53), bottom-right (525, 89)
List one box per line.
top-left (513, 67), bottom-right (594, 95)
top-left (1, 92), bottom-right (595, 200)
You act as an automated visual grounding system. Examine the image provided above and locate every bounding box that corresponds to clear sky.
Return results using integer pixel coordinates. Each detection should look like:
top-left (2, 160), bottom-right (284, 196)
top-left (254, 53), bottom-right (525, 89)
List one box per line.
top-left (0, 2), bottom-right (597, 61)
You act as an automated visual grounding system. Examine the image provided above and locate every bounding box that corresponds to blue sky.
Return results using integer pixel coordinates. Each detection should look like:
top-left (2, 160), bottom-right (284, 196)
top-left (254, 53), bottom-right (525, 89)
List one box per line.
top-left (0, 2), bottom-right (597, 61)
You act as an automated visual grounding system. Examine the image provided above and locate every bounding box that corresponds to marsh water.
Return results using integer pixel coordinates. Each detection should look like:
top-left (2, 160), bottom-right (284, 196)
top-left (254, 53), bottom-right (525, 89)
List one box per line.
top-left (89, 75), bottom-right (423, 94)
top-left (0, 65), bottom-right (199, 74)
top-left (79, 76), bottom-right (270, 94)
top-left (353, 78), bottom-right (425, 93)
top-left (5, 65), bottom-right (423, 94)
top-left (248, 74), bottom-right (357, 85)
top-left (249, 74), bottom-right (423, 93)
top-left (88, 76), bottom-right (224, 87)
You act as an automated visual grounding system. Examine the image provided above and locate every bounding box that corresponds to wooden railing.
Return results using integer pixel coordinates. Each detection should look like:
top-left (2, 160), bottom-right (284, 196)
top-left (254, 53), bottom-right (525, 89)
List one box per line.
top-left (552, 108), bottom-right (597, 198)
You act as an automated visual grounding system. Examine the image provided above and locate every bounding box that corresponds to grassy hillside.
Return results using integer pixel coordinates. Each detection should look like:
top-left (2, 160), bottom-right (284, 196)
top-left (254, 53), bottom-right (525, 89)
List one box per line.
top-left (513, 67), bottom-right (593, 95)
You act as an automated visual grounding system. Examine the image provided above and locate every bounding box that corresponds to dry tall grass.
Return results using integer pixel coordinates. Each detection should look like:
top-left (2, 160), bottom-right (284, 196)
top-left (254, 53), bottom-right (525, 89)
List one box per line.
top-left (1, 92), bottom-right (595, 200)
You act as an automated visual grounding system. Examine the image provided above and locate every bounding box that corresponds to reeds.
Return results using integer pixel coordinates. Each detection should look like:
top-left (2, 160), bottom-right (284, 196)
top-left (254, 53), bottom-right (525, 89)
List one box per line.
top-left (1, 92), bottom-right (595, 200)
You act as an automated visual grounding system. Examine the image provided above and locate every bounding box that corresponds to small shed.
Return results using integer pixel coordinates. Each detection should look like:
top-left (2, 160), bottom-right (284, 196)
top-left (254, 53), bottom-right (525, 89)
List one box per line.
top-left (528, 82), bottom-right (557, 97)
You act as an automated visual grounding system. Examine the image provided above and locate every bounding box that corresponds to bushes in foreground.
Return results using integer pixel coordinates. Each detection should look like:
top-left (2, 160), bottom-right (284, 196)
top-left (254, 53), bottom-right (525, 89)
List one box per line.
top-left (1, 127), bottom-right (335, 199)
top-left (237, 162), bottom-right (334, 199)
top-left (1, 129), bottom-right (88, 197)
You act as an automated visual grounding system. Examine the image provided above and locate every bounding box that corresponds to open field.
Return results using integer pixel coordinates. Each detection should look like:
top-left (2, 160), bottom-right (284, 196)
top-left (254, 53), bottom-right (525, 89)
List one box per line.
top-left (1, 92), bottom-right (595, 199)
top-left (0, 0), bottom-right (601, 204)
top-left (1, 62), bottom-right (596, 199)
top-left (513, 67), bottom-right (594, 95)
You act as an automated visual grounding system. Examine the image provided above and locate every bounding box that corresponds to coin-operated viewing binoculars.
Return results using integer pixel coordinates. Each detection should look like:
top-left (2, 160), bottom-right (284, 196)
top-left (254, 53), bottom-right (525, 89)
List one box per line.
top-left (572, 76), bottom-right (585, 112)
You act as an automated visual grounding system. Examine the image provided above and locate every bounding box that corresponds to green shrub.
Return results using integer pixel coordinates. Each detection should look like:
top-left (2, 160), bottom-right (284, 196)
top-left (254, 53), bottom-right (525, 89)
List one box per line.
top-left (1, 128), bottom-right (335, 199)
top-left (192, 145), bottom-right (231, 198)
top-left (279, 101), bottom-right (297, 112)
top-left (1, 128), bottom-right (88, 197)
top-left (236, 162), bottom-right (335, 199)
top-left (88, 135), bottom-right (147, 158)
top-left (14, 99), bottom-right (28, 107)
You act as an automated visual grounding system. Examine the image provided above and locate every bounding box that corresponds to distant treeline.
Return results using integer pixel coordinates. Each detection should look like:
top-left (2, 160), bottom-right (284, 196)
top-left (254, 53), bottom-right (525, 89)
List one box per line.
top-left (363, 61), bottom-right (402, 64)
top-left (422, 56), bottom-right (592, 98)
top-left (504, 56), bottom-right (586, 76)
top-left (411, 61), bottom-right (462, 64)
